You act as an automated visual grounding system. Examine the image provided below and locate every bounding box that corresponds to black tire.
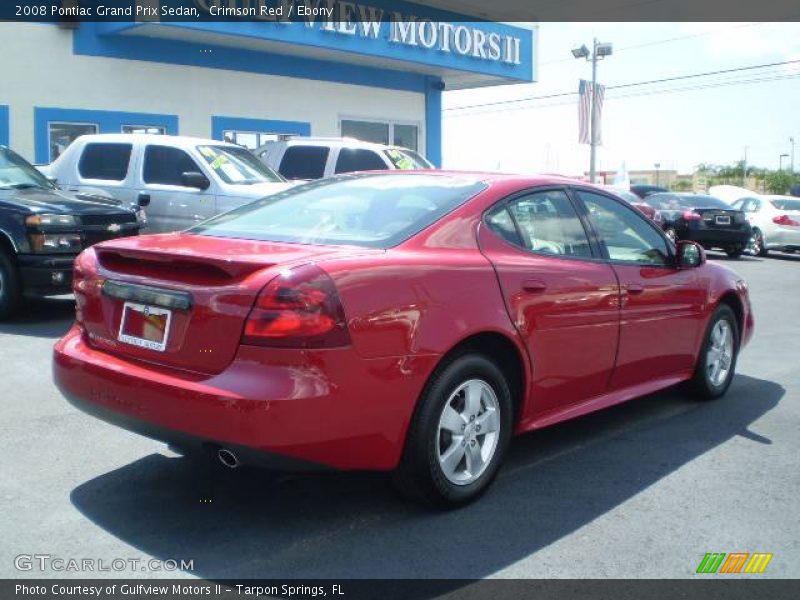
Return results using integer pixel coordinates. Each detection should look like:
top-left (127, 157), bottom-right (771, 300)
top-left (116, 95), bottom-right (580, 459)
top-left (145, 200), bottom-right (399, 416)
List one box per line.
top-left (750, 228), bottom-right (768, 257)
top-left (725, 246), bottom-right (744, 259)
top-left (394, 354), bottom-right (514, 508)
top-left (690, 304), bottom-right (739, 400)
top-left (0, 250), bottom-right (22, 321)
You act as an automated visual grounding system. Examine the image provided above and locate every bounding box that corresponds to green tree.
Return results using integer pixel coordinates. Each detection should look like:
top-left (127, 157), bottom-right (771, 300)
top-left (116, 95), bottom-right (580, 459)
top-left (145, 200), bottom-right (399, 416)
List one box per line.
top-left (764, 170), bottom-right (800, 194)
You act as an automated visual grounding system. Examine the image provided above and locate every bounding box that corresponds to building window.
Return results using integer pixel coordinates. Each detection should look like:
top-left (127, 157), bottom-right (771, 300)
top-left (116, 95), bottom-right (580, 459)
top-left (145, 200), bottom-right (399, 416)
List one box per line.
top-left (122, 125), bottom-right (166, 135)
top-left (78, 143), bottom-right (132, 181)
top-left (49, 122), bottom-right (98, 161)
top-left (223, 130), bottom-right (283, 150)
top-left (340, 119), bottom-right (420, 151)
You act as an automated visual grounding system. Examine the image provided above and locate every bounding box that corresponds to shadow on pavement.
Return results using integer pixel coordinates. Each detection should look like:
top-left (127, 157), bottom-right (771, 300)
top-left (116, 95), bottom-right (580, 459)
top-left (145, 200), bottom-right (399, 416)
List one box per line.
top-left (0, 296), bottom-right (75, 338)
top-left (70, 374), bottom-right (781, 582)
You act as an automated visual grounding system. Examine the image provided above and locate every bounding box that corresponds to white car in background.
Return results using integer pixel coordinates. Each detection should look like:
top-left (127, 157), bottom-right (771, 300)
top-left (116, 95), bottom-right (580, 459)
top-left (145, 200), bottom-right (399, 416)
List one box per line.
top-left (730, 194), bottom-right (800, 256)
top-left (255, 137), bottom-right (433, 181)
top-left (42, 134), bottom-right (293, 232)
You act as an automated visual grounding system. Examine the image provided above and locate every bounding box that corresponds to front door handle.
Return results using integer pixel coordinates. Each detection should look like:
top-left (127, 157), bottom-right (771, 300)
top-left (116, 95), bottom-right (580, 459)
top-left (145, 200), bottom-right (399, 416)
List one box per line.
top-left (625, 283), bottom-right (645, 295)
top-left (523, 279), bottom-right (548, 293)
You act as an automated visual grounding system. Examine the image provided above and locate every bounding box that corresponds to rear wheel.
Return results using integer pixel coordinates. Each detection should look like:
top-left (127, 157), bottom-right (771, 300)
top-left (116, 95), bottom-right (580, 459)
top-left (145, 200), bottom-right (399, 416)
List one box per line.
top-left (690, 304), bottom-right (738, 400)
top-left (0, 251), bottom-right (22, 321)
top-left (725, 246), bottom-right (744, 259)
top-left (395, 354), bottom-right (513, 507)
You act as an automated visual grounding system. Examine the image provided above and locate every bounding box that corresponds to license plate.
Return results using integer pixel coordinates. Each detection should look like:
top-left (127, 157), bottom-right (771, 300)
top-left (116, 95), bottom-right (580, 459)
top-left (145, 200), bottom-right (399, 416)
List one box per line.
top-left (715, 215), bottom-right (731, 225)
top-left (118, 302), bottom-right (172, 352)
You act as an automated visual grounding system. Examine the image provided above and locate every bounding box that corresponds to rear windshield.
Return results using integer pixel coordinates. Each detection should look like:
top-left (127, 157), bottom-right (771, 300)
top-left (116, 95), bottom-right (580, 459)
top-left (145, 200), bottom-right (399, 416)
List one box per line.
top-left (190, 174), bottom-right (486, 248)
top-left (770, 198), bottom-right (800, 211)
top-left (646, 194), bottom-right (729, 210)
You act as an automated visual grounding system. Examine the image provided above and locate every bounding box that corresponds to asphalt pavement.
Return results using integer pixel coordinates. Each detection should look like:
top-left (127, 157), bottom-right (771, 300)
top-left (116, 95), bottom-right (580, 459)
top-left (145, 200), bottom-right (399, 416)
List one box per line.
top-left (1, 251), bottom-right (798, 580)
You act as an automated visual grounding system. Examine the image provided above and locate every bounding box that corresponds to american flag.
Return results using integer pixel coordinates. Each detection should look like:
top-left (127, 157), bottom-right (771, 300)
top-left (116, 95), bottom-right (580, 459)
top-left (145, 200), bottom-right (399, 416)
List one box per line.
top-left (578, 79), bottom-right (605, 145)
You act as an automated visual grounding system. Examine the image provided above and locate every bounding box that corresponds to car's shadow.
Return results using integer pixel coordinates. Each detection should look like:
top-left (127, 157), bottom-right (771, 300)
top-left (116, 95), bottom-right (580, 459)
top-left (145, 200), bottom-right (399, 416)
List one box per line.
top-left (70, 374), bottom-right (781, 581)
top-left (0, 296), bottom-right (75, 338)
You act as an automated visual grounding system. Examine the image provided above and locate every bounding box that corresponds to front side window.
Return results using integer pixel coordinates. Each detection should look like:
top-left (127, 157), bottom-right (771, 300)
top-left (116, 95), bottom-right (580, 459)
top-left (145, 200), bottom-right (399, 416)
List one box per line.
top-left (494, 190), bottom-right (593, 257)
top-left (142, 146), bottom-right (201, 186)
top-left (334, 149), bottom-right (388, 174)
top-left (190, 174), bottom-right (486, 249)
top-left (578, 190), bottom-right (670, 265)
top-left (279, 146), bottom-right (329, 180)
top-left (197, 145), bottom-right (283, 184)
top-left (49, 122), bottom-right (98, 161)
top-left (78, 143), bottom-right (132, 181)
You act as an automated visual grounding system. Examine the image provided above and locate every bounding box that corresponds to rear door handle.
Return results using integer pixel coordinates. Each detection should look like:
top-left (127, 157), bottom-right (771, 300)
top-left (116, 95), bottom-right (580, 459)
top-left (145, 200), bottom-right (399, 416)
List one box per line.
top-left (625, 283), bottom-right (645, 295)
top-left (522, 279), bottom-right (548, 293)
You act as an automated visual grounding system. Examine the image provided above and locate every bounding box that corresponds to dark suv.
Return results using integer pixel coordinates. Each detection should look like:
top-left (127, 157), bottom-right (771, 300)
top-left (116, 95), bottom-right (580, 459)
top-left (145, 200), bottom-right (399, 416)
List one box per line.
top-left (0, 145), bottom-right (142, 319)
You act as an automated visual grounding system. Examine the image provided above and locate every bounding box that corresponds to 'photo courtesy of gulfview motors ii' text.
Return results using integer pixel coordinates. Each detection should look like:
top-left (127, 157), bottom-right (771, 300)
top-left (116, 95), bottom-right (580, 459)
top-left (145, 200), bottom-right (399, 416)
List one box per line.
top-left (0, 1), bottom-right (798, 599)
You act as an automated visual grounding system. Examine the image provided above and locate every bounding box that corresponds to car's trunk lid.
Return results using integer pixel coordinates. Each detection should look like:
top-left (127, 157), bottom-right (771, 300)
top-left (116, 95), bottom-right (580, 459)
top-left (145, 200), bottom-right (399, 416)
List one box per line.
top-left (78, 233), bottom-right (373, 374)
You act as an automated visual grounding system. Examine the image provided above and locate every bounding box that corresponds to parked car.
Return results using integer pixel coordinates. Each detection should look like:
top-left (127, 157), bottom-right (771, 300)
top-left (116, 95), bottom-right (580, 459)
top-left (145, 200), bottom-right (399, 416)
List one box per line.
top-left (41, 134), bottom-right (293, 233)
top-left (644, 192), bottom-right (752, 258)
top-left (255, 137), bottom-right (433, 181)
top-left (605, 187), bottom-right (660, 222)
top-left (0, 145), bottom-right (141, 319)
top-left (54, 173), bottom-right (753, 507)
top-left (730, 195), bottom-right (800, 256)
top-left (630, 184), bottom-right (668, 199)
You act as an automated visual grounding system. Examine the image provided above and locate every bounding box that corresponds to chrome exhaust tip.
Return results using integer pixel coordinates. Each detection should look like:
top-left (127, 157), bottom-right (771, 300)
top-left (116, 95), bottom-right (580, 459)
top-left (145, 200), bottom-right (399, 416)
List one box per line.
top-left (217, 448), bottom-right (240, 469)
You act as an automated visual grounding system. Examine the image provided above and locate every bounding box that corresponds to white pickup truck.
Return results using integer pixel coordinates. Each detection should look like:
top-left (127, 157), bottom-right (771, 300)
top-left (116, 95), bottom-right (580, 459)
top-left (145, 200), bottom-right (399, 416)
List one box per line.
top-left (41, 134), bottom-right (294, 232)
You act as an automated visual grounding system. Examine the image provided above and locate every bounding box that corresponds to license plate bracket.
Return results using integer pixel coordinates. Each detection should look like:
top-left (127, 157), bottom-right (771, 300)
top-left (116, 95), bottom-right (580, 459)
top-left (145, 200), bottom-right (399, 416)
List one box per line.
top-left (118, 302), bottom-right (172, 352)
top-left (715, 215), bottom-right (731, 225)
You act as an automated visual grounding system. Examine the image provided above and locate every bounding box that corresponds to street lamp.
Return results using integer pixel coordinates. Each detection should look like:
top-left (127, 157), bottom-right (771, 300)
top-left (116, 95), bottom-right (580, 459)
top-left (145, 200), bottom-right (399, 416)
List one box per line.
top-left (572, 38), bottom-right (613, 183)
top-left (655, 162), bottom-right (661, 186)
top-left (790, 137), bottom-right (795, 173)
top-left (780, 153), bottom-right (789, 171)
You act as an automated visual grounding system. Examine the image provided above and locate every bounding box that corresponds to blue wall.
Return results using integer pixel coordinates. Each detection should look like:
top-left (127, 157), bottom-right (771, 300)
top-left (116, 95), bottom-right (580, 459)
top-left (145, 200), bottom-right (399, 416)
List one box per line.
top-left (425, 79), bottom-right (443, 167)
top-left (34, 107), bottom-right (178, 163)
top-left (0, 106), bottom-right (9, 147)
top-left (211, 116), bottom-right (311, 141)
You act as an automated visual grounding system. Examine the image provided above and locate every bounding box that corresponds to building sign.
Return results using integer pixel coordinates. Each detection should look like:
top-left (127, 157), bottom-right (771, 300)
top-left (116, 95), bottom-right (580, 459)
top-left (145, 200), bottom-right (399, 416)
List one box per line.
top-left (191, 0), bottom-right (523, 65)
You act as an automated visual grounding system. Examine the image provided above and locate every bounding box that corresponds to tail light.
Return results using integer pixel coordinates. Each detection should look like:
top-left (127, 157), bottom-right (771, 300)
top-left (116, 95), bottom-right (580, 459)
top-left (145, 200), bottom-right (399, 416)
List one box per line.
top-left (682, 210), bottom-right (703, 221)
top-left (773, 214), bottom-right (800, 227)
top-left (242, 264), bottom-right (351, 348)
top-left (72, 249), bottom-right (99, 326)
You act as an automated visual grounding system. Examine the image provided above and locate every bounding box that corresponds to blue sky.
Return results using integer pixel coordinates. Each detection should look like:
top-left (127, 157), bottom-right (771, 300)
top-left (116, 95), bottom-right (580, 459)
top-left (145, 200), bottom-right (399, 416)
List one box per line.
top-left (442, 22), bottom-right (800, 176)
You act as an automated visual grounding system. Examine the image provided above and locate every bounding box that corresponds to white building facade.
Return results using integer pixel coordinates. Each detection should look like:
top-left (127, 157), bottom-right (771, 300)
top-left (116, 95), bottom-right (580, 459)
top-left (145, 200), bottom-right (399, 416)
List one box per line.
top-left (0, 5), bottom-right (536, 166)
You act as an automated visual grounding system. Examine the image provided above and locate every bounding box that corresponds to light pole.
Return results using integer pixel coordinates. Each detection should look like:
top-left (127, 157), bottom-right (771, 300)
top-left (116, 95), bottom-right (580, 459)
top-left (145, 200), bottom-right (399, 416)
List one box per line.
top-left (780, 153), bottom-right (789, 171)
top-left (790, 137), bottom-right (795, 173)
top-left (572, 39), bottom-right (613, 183)
top-left (655, 162), bottom-right (661, 187)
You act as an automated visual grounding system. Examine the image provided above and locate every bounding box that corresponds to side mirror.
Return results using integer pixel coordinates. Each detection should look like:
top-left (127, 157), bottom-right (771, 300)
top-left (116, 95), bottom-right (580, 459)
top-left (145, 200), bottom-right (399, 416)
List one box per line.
top-left (676, 240), bottom-right (705, 268)
top-left (181, 171), bottom-right (210, 190)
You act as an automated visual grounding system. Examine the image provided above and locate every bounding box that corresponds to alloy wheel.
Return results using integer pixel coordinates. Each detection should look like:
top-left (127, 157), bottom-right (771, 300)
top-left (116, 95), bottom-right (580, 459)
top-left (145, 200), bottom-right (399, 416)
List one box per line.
top-left (750, 231), bottom-right (763, 255)
top-left (436, 379), bottom-right (500, 486)
top-left (706, 319), bottom-right (734, 387)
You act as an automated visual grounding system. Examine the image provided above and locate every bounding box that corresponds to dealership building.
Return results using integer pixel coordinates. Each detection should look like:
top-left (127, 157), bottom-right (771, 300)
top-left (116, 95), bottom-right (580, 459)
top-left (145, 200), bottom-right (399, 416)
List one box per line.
top-left (0, 8), bottom-right (535, 167)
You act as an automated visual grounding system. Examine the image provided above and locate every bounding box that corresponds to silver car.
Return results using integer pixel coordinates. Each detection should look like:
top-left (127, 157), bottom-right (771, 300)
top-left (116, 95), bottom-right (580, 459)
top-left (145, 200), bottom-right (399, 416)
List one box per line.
top-left (731, 195), bottom-right (800, 256)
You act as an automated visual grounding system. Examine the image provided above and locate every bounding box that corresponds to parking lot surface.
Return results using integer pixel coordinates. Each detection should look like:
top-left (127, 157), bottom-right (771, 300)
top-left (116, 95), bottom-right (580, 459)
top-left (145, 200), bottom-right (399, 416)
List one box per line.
top-left (1, 252), bottom-right (798, 580)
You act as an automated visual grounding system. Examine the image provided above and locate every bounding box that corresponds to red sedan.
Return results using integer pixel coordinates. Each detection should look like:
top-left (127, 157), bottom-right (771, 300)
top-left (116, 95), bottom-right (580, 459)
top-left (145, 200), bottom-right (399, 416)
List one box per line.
top-left (53, 173), bottom-right (753, 506)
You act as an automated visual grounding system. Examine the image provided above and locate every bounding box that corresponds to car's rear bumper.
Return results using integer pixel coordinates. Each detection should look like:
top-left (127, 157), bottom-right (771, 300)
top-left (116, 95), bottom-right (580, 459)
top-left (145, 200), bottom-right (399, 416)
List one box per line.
top-left (17, 254), bottom-right (75, 296)
top-left (678, 227), bottom-right (751, 247)
top-left (53, 325), bottom-right (438, 471)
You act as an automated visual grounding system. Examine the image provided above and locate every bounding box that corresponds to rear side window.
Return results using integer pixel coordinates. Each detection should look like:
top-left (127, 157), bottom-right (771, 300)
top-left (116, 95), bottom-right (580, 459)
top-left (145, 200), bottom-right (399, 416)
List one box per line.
top-left (143, 146), bottom-right (200, 186)
top-left (78, 143), bottom-right (132, 181)
top-left (335, 148), bottom-right (388, 174)
top-left (496, 190), bottom-right (593, 257)
top-left (279, 146), bottom-right (329, 180)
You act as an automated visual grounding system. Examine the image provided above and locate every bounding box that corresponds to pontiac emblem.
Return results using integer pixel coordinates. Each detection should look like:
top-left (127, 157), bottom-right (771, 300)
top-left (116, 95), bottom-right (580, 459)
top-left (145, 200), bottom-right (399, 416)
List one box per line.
top-left (107, 223), bottom-right (122, 233)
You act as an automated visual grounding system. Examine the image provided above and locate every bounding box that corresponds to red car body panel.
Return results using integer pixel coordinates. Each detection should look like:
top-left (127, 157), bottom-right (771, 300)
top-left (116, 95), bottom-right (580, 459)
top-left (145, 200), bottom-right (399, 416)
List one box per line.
top-left (53, 173), bottom-right (754, 471)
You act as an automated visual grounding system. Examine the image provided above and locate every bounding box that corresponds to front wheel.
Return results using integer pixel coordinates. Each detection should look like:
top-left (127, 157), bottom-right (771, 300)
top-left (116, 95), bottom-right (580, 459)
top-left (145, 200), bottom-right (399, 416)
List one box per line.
top-left (394, 354), bottom-right (513, 507)
top-left (750, 229), bottom-right (768, 257)
top-left (690, 304), bottom-right (739, 400)
top-left (0, 251), bottom-right (22, 321)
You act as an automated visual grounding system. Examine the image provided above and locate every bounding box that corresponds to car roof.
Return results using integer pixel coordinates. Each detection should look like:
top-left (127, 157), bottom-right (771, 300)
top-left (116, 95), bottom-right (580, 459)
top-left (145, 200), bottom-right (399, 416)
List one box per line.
top-left (70, 133), bottom-right (235, 148)
top-left (258, 137), bottom-right (417, 152)
top-left (327, 170), bottom-right (609, 189)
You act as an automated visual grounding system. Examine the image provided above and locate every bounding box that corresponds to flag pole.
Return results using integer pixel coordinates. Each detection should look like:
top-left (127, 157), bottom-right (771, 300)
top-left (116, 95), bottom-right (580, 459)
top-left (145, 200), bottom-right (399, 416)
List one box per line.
top-left (590, 38), bottom-right (598, 184)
